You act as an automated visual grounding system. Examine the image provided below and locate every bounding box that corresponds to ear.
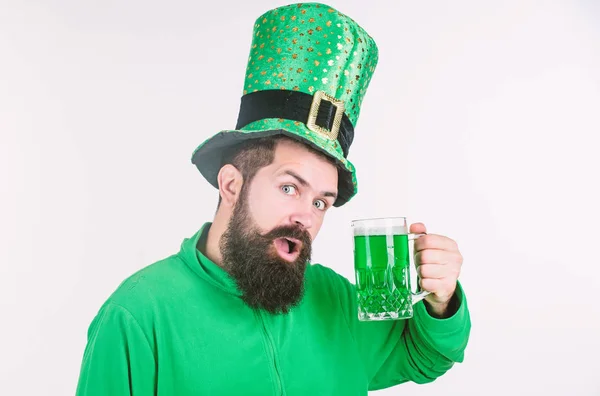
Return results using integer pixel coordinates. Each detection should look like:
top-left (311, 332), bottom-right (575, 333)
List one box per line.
top-left (217, 164), bottom-right (243, 207)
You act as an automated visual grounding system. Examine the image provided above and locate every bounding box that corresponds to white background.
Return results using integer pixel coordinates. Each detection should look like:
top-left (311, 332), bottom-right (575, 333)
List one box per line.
top-left (1, 0), bottom-right (599, 395)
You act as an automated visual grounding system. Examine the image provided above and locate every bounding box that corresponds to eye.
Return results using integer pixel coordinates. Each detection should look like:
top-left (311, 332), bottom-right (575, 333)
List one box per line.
top-left (281, 185), bottom-right (297, 195)
top-left (314, 199), bottom-right (327, 211)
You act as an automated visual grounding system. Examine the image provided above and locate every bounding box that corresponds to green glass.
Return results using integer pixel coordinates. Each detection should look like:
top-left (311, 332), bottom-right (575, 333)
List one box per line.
top-left (353, 217), bottom-right (430, 321)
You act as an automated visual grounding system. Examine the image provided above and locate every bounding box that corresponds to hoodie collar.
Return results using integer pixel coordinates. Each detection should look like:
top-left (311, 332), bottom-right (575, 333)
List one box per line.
top-left (179, 222), bottom-right (242, 296)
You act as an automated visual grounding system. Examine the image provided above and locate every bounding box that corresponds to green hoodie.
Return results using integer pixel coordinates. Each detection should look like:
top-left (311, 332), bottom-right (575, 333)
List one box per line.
top-left (76, 224), bottom-right (471, 395)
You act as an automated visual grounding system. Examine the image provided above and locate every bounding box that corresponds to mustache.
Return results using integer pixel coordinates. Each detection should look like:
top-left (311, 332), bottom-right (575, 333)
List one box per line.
top-left (261, 225), bottom-right (312, 245)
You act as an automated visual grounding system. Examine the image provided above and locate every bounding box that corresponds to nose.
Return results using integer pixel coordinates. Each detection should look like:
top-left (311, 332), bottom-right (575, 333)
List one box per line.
top-left (289, 202), bottom-right (313, 231)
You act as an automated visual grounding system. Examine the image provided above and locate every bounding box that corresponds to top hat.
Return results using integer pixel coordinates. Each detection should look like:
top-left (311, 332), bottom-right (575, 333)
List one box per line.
top-left (191, 2), bottom-right (379, 206)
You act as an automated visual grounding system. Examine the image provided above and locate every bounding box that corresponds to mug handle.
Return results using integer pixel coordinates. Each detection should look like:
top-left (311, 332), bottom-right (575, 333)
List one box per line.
top-left (408, 233), bottom-right (431, 305)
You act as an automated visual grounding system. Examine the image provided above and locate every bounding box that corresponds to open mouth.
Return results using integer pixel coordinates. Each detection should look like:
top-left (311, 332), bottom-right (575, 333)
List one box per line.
top-left (273, 237), bottom-right (302, 262)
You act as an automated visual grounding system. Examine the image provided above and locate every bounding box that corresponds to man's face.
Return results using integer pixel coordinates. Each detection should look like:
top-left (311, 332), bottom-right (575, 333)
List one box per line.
top-left (220, 139), bottom-right (338, 314)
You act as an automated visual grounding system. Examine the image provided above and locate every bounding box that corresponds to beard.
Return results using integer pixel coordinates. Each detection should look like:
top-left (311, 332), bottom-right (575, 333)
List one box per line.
top-left (219, 191), bottom-right (312, 314)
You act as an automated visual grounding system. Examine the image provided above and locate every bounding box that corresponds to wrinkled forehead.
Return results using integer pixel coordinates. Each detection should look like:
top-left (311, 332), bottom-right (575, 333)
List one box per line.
top-left (272, 142), bottom-right (338, 185)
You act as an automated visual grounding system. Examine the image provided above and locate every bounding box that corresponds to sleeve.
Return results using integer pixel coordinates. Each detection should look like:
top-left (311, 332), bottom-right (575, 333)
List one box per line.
top-left (332, 270), bottom-right (471, 391)
top-left (75, 302), bottom-right (156, 396)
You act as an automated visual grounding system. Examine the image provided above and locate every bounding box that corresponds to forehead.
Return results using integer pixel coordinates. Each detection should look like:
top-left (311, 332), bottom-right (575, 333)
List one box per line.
top-left (269, 139), bottom-right (338, 183)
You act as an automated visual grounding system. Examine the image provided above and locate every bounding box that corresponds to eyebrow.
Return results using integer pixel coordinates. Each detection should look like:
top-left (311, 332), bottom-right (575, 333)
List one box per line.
top-left (282, 170), bottom-right (338, 200)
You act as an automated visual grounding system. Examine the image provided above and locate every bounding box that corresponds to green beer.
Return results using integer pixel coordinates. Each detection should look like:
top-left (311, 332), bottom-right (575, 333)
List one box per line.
top-left (354, 226), bottom-right (414, 321)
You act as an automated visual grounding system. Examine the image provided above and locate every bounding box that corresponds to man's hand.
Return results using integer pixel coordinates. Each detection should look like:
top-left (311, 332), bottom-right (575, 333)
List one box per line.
top-left (410, 222), bottom-right (463, 318)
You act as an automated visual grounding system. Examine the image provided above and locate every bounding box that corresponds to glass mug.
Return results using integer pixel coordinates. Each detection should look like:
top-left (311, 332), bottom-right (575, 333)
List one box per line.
top-left (353, 217), bottom-right (430, 321)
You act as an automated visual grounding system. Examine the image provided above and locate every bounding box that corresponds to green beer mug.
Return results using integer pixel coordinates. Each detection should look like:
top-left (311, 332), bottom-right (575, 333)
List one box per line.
top-left (352, 217), bottom-right (430, 321)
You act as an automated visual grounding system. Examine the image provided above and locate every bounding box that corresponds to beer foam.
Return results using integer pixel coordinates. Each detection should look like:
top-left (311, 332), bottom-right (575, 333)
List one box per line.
top-left (353, 225), bottom-right (408, 236)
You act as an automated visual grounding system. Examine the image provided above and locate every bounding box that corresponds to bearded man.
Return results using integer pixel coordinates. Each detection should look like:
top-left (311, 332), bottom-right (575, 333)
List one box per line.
top-left (76, 3), bottom-right (471, 395)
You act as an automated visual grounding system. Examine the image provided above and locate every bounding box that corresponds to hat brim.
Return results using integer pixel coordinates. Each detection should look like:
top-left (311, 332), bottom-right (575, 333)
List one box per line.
top-left (191, 122), bottom-right (357, 207)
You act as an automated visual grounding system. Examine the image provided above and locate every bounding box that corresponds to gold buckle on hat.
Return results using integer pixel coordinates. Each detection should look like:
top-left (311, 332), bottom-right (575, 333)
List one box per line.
top-left (306, 91), bottom-right (345, 141)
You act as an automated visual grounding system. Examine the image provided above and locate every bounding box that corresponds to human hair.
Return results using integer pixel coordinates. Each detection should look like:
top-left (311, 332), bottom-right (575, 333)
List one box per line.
top-left (216, 134), bottom-right (337, 208)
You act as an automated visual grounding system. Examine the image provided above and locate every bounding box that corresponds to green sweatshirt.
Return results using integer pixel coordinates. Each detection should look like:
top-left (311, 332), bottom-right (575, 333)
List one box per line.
top-left (76, 223), bottom-right (471, 395)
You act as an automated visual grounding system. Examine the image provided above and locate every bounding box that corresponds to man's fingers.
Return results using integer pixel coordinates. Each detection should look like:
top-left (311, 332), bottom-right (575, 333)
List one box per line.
top-left (415, 250), bottom-right (462, 266)
top-left (419, 277), bottom-right (444, 293)
top-left (414, 234), bottom-right (459, 253)
top-left (419, 277), bottom-right (455, 295)
top-left (409, 222), bottom-right (427, 235)
top-left (416, 263), bottom-right (447, 279)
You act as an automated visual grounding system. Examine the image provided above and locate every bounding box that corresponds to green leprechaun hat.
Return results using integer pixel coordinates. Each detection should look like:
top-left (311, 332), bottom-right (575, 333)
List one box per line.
top-left (191, 2), bottom-right (379, 206)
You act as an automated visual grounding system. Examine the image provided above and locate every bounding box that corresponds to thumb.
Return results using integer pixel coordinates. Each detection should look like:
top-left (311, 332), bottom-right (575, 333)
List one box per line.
top-left (409, 222), bottom-right (427, 234)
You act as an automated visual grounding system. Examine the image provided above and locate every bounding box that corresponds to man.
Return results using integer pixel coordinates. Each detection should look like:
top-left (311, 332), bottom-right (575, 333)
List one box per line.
top-left (76, 3), bottom-right (471, 395)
